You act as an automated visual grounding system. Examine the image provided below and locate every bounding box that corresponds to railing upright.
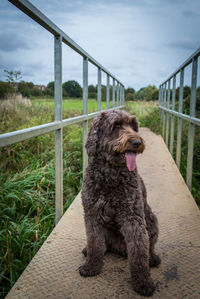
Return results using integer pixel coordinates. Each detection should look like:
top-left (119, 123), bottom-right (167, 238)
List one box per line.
top-left (82, 57), bottom-right (88, 175)
top-left (186, 57), bottom-right (198, 189)
top-left (97, 68), bottom-right (102, 111)
top-left (54, 35), bottom-right (63, 223)
top-left (176, 68), bottom-right (184, 169)
top-left (106, 74), bottom-right (110, 109)
top-left (117, 82), bottom-right (119, 106)
top-left (169, 75), bottom-right (176, 155)
top-left (112, 79), bottom-right (115, 107)
top-left (165, 80), bottom-right (171, 146)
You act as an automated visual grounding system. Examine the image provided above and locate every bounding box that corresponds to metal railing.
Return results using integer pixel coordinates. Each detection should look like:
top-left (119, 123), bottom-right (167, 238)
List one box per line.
top-left (0, 0), bottom-right (125, 224)
top-left (159, 48), bottom-right (200, 191)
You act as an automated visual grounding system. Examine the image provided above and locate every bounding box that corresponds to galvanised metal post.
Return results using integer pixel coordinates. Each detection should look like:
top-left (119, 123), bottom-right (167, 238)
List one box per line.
top-left (106, 74), bottom-right (110, 109)
top-left (176, 68), bottom-right (184, 169)
top-left (162, 82), bottom-right (167, 139)
top-left (120, 85), bottom-right (123, 105)
top-left (112, 78), bottom-right (115, 107)
top-left (123, 86), bottom-right (125, 105)
top-left (82, 57), bottom-right (88, 175)
top-left (158, 86), bottom-right (161, 105)
top-left (165, 79), bottom-right (171, 146)
top-left (186, 57), bottom-right (198, 190)
top-left (54, 35), bottom-right (63, 224)
top-left (170, 75), bottom-right (176, 155)
top-left (117, 82), bottom-right (119, 106)
top-left (97, 68), bottom-right (101, 111)
top-left (159, 85), bottom-right (163, 117)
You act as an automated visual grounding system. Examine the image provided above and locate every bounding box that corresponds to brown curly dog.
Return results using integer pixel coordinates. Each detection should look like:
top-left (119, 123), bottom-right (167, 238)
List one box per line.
top-left (79, 110), bottom-right (160, 297)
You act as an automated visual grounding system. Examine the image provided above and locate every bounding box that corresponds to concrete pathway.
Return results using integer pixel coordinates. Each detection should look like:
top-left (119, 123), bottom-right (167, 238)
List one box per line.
top-left (7, 128), bottom-right (200, 298)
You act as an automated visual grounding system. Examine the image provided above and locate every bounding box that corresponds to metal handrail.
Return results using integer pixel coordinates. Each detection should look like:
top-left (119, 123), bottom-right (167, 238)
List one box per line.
top-left (159, 48), bottom-right (200, 191)
top-left (1, 0), bottom-right (125, 223)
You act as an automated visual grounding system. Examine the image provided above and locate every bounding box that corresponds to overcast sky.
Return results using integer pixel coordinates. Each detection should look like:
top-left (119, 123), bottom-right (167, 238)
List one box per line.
top-left (0, 0), bottom-right (200, 90)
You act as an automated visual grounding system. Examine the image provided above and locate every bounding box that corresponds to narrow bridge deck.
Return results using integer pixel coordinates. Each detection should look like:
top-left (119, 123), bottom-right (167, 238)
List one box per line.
top-left (7, 128), bottom-right (200, 299)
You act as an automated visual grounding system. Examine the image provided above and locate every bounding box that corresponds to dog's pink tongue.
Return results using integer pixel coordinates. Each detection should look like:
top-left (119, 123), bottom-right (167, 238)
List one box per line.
top-left (125, 152), bottom-right (136, 171)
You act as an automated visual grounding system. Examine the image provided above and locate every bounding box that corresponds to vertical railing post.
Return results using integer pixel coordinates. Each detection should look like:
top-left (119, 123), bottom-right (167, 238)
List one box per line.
top-left (176, 68), bottom-right (184, 169)
top-left (158, 86), bottom-right (161, 106)
top-left (106, 74), bottom-right (110, 109)
top-left (162, 82), bottom-right (167, 138)
top-left (97, 68), bottom-right (101, 111)
top-left (165, 79), bottom-right (171, 146)
top-left (159, 85), bottom-right (163, 117)
top-left (82, 57), bottom-right (88, 175)
top-left (186, 57), bottom-right (198, 190)
top-left (54, 35), bottom-right (63, 224)
top-left (112, 78), bottom-right (115, 107)
top-left (120, 85), bottom-right (122, 105)
top-left (116, 82), bottom-right (119, 106)
top-left (123, 86), bottom-right (125, 106)
top-left (170, 75), bottom-right (176, 155)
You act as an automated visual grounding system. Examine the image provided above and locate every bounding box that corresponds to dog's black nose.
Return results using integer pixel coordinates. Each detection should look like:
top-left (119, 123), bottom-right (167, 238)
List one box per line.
top-left (132, 139), bottom-right (141, 148)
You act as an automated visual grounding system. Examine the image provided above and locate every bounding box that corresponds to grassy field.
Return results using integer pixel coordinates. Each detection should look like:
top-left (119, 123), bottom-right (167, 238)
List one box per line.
top-left (0, 97), bottom-right (199, 297)
top-left (33, 97), bottom-right (113, 117)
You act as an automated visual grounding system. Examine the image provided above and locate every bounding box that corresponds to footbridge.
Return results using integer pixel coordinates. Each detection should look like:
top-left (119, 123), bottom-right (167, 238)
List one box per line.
top-left (1, 1), bottom-right (200, 298)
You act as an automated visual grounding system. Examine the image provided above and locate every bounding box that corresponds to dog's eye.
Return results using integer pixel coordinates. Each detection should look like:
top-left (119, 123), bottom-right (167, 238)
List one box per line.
top-left (113, 123), bottom-right (121, 129)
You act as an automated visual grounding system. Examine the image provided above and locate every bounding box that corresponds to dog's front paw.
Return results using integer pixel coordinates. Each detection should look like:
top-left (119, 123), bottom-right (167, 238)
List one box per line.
top-left (133, 278), bottom-right (155, 297)
top-left (149, 254), bottom-right (161, 267)
top-left (79, 263), bottom-right (101, 277)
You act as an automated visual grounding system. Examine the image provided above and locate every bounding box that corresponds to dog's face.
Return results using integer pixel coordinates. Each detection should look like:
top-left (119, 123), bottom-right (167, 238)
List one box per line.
top-left (86, 110), bottom-right (145, 171)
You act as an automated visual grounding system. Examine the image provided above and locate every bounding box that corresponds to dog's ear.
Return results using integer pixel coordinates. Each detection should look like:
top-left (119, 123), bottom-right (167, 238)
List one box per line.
top-left (131, 116), bottom-right (139, 132)
top-left (85, 112), bottom-right (106, 156)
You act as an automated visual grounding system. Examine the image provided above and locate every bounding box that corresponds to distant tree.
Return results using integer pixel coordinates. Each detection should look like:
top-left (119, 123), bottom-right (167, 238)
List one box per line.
top-left (4, 70), bottom-right (22, 93)
top-left (88, 85), bottom-right (97, 93)
top-left (0, 81), bottom-right (12, 99)
top-left (47, 81), bottom-right (54, 91)
top-left (18, 81), bottom-right (34, 97)
top-left (125, 87), bottom-right (135, 101)
top-left (135, 85), bottom-right (158, 101)
top-left (183, 86), bottom-right (191, 99)
top-left (88, 85), bottom-right (97, 99)
top-left (3, 70), bottom-right (22, 112)
top-left (62, 80), bottom-right (82, 98)
top-left (46, 81), bottom-right (54, 97)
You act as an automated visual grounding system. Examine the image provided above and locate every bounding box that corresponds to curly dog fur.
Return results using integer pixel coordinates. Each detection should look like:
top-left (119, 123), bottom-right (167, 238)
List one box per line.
top-left (79, 110), bottom-right (160, 297)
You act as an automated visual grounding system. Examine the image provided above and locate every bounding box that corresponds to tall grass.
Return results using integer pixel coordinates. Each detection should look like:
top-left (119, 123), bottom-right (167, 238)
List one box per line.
top-left (0, 98), bottom-right (82, 297)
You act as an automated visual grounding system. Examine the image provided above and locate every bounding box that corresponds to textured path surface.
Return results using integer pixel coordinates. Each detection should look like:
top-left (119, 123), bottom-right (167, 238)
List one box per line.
top-left (7, 128), bottom-right (200, 298)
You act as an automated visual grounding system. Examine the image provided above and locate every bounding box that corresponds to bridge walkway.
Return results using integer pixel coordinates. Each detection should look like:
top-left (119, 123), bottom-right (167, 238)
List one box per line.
top-left (6, 128), bottom-right (200, 298)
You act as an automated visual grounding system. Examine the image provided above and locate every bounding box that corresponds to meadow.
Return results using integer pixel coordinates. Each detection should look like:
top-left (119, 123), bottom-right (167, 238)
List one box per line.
top-left (0, 97), bottom-right (199, 297)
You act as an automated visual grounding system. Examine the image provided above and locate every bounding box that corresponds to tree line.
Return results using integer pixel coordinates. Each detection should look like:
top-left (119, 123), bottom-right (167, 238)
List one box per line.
top-left (0, 78), bottom-right (160, 101)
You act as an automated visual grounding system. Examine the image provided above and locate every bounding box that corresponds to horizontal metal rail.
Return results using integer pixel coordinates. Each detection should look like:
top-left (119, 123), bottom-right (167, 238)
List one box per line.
top-left (3, 0), bottom-right (125, 224)
top-left (162, 47), bottom-right (200, 85)
top-left (159, 48), bottom-right (199, 192)
top-left (159, 106), bottom-right (200, 127)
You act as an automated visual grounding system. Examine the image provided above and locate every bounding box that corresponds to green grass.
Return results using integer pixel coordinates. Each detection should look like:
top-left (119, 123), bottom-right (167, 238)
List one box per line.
top-left (33, 98), bottom-right (112, 115)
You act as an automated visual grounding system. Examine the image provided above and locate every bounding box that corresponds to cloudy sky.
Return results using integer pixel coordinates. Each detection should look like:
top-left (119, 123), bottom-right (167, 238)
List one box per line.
top-left (0, 0), bottom-right (200, 90)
